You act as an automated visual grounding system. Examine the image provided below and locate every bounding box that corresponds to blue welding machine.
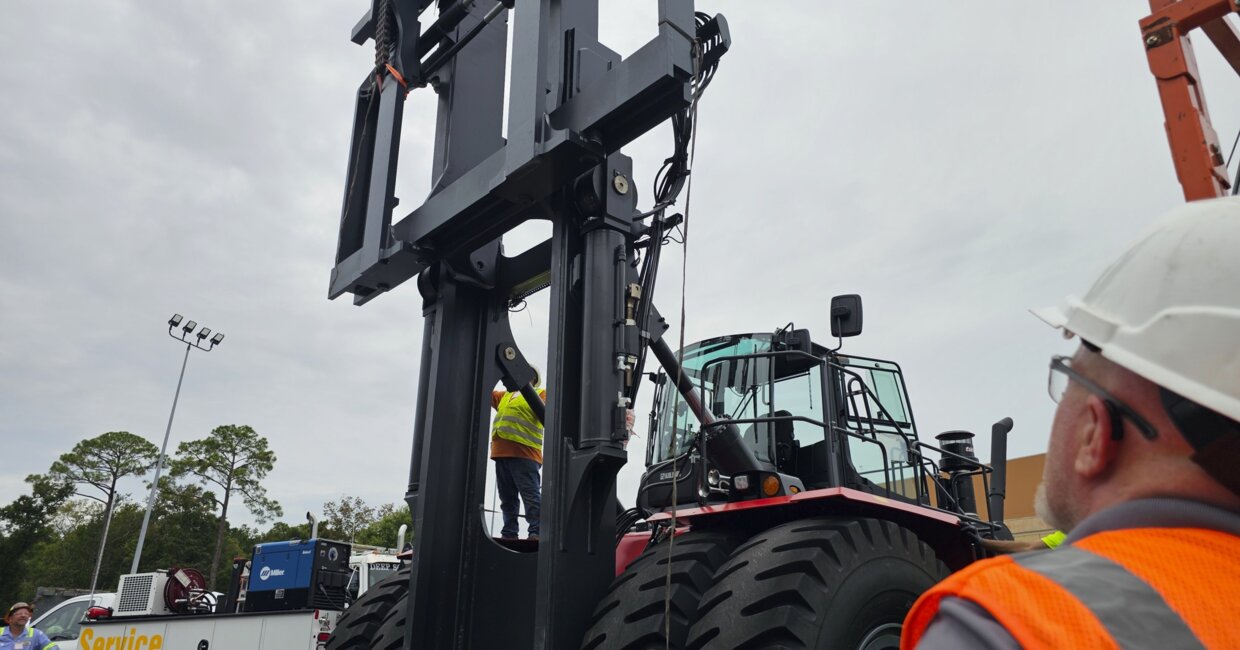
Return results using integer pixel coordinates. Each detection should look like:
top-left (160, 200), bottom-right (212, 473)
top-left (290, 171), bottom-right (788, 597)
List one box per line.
top-left (244, 538), bottom-right (351, 612)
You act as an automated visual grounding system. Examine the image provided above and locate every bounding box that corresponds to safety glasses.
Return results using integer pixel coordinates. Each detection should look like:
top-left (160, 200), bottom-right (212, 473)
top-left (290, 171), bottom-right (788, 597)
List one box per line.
top-left (1048, 355), bottom-right (1158, 440)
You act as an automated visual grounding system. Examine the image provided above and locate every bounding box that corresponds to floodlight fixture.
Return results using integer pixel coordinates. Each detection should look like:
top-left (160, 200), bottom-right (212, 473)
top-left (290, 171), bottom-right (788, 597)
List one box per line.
top-left (138, 312), bottom-right (226, 574)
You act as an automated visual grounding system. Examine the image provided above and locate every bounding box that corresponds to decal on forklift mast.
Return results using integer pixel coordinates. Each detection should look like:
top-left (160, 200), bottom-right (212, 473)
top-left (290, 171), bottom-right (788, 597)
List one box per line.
top-left (78, 628), bottom-right (164, 650)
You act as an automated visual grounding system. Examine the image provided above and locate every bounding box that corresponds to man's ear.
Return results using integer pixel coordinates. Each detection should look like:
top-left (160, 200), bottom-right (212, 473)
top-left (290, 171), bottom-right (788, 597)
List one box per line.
top-left (1075, 395), bottom-right (1121, 478)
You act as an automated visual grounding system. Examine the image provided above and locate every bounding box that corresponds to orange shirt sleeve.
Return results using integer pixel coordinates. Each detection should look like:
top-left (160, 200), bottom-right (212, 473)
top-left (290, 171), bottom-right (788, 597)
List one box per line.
top-left (492, 391), bottom-right (505, 410)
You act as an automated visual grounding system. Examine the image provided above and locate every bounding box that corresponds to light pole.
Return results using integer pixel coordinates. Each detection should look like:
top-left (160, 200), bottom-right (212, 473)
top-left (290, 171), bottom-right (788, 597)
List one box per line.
top-left (128, 313), bottom-right (225, 574)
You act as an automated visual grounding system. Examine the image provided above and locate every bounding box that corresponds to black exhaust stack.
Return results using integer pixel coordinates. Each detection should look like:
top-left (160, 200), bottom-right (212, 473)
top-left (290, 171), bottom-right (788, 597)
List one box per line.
top-left (987, 417), bottom-right (1013, 524)
top-left (936, 430), bottom-right (979, 515)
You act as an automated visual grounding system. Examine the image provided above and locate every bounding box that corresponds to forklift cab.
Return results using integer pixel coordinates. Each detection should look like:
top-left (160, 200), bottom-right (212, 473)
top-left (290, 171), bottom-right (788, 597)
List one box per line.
top-left (640, 321), bottom-right (926, 512)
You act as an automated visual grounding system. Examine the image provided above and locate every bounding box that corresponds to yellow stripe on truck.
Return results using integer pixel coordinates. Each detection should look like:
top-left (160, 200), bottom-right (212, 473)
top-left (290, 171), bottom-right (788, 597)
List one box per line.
top-left (79, 628), bottom-right (164, 650)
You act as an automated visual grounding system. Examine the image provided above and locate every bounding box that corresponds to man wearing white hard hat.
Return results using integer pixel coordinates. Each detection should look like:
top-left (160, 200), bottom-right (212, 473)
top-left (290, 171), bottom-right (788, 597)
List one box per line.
top-left (902, 198), bottom-right (1240, 649)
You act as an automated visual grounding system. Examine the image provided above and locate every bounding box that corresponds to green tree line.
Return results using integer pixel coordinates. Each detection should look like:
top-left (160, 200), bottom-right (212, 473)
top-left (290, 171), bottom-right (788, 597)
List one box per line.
top-left (0, 426), bottom-right (409, 605)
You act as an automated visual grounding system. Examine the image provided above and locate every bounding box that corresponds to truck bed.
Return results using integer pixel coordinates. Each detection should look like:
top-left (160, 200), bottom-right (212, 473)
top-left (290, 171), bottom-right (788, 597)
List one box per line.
top-left (78, 608), bottom-right (336, 650)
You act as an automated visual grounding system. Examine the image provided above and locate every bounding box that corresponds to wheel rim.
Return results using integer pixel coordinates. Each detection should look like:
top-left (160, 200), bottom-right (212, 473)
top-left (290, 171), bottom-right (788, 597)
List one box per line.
top-left (856, 622), bottom-right (901, 650)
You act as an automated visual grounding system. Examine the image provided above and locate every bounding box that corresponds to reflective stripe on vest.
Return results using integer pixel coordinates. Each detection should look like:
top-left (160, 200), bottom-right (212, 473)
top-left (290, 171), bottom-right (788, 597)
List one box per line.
top-left (1013, 547), bottom-right (1204, 650)
top-left (492, 392), bottom-right (543, 450)
top-left (902, 527), bottom-right (1240, 649)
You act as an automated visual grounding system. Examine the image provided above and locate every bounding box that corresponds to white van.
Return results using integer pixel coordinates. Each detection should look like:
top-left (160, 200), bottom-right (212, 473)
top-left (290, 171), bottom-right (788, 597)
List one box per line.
top-left (32, 593), bottom-right (116, 645)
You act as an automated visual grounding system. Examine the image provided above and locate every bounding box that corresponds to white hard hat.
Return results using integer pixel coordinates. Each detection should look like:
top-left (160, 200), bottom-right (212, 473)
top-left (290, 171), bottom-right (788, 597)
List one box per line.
top-left (1031, 197), bottom-right (1240, 424)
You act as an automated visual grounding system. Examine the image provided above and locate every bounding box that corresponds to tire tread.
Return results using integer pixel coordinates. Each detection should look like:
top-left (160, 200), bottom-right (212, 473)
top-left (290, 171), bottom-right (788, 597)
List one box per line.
top-left (685, 517), bottom-right (949, 650)
top-left (326, 565), bottom-right (410, 650)
top-left (580, 529), bottom-right (744, 650)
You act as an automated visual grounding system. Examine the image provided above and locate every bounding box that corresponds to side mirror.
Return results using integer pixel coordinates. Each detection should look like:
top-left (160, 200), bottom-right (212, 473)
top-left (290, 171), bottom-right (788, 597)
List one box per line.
top-left (830, 294), bottom-right (863, 338)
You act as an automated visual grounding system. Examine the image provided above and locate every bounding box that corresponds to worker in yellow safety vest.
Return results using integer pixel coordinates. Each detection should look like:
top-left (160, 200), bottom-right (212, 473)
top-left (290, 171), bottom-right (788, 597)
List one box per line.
top-left (903, 198), bottom-right (1240, 649)
top-left (491, 367), bottom-right (546, 540)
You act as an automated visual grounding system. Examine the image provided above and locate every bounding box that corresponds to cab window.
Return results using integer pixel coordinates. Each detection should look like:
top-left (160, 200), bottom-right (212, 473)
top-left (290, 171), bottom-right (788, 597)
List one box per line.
top-left (36, 599), bottom-right (90, 641)
top-left (367, 562), bottom-right (399, 587)
top-left (650, 334), bottom-right (774, 464)
top-left (834, 356), bottom-right (919, 499)
top-left (771, 368), bottom-right (826, 447)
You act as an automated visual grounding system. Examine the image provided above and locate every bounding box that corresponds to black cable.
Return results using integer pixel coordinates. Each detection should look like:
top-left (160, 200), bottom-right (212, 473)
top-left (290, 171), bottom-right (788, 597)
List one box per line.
top-left (1226, 127), bottom-right (1240, 170)
top-left (1226, 127), bottom-right (1240, 196)
top-left (615, 507), bottom-right (645, 545)
top-left (627, 14), bottom-right (721, 405)
top-left (421, 2), bottom-right (507, 78)
top-left (628, 219), bottom-right (662, 403)
top-left (343, 87), bottom-right (380, 221)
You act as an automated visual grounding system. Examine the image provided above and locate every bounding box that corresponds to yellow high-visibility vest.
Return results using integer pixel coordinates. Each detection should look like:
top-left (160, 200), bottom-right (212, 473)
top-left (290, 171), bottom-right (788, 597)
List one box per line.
top-left (1041, 530), bottom-right (1067, 549)
top-left (492, 392), bottom-right (543, 450)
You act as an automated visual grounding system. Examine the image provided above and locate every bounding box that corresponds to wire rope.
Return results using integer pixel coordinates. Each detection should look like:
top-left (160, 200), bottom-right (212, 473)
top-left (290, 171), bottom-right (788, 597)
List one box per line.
top-left (662, 19), bottom-right (711, 646)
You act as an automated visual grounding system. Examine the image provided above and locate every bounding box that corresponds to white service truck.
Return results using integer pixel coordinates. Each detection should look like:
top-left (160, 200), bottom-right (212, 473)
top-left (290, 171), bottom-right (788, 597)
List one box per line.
top-left (73, 521), bottom-right (410, 650)
top-left (78, 537), bottom-right (353, 650)
top-left (76, 608), bottom-right (338, 650)
top-left (32, 592), bottom-right (116, 646)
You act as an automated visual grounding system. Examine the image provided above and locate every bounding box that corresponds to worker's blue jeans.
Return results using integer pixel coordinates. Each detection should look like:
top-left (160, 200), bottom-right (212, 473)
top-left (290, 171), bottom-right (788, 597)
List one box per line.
top-left (495, 457), bottom-right (541, 538)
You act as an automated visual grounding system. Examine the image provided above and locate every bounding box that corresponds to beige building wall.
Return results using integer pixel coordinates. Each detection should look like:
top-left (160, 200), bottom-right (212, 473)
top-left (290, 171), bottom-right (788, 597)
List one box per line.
top-left (999, 453), bottom-right (1057, 543)
top-left (923, 453), bottom-right (1055, 543)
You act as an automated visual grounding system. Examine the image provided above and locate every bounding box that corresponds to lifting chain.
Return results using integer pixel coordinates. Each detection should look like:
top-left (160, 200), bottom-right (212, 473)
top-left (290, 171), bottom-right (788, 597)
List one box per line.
top-left (373, 0), bottom-right (396, 77)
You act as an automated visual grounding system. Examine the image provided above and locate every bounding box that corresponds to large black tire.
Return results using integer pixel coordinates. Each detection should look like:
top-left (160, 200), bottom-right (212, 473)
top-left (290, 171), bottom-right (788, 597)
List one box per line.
top-left (367, 597), bottom-right (411, 650)
top-left (326, 565), bottom-right (410, 650)
top-left (686, 518), bottom-right (948, 650)
top-left (582, 529), bottom-right (746, 650)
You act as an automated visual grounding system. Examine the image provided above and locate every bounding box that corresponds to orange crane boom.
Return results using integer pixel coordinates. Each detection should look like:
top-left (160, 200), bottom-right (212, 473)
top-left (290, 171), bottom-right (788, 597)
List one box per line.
top-left (1141, 0), bottom-right (1240, 200)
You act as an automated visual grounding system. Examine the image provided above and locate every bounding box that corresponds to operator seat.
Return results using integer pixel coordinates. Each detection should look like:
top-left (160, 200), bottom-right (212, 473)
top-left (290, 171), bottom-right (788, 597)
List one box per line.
top-left (742, 421), bottom-right (770, 460)
top-left (741, 411), bottom-right (796, 471)
top-left (772, 410), bottom-right (796, 473)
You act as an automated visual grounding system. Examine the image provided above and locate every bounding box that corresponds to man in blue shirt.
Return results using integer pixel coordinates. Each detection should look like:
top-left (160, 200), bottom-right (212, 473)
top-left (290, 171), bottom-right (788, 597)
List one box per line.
top-left (1, 603), bottom-right (57, 650)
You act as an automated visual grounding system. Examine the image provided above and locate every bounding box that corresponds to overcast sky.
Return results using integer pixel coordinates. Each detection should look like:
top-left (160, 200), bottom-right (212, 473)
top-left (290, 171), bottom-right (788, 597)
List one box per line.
top-left (4, 2), bottom-right (1237, 537)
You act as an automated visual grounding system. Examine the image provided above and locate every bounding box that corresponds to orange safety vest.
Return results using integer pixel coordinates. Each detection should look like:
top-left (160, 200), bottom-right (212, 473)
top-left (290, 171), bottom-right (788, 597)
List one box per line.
top-left (902, 527), bottom-right (1240, 649)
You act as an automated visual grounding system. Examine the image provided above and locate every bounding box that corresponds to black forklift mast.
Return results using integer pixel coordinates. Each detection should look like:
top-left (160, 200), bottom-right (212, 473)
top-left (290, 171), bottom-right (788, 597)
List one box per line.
top-left (329, 1), bottom-right (727, 648)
